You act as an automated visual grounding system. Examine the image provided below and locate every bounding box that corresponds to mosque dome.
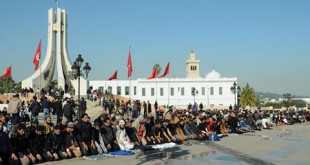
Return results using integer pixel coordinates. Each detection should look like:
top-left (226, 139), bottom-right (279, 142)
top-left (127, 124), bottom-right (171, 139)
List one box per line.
top-left (206, 68), bottom-right (221, 79)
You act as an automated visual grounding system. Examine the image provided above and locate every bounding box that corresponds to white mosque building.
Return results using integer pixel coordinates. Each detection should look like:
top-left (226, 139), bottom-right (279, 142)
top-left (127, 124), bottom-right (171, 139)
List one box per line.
top-left (90, 51), bottom-right (238, 109)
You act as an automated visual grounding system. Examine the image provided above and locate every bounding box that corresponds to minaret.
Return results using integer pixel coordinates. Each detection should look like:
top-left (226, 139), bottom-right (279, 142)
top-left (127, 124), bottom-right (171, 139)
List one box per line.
top-left (185, 51), bottom-right (200, 78)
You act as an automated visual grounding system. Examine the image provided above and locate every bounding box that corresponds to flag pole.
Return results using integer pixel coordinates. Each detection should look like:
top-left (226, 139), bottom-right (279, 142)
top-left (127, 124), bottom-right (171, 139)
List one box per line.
top-left (7, 64), bottom-right (12, 98)
top-left (156, 78), bottom-right (158, 102)
top-left (116, 79), bottom-right (118, 95)
top-left (129, 47), bottom-right (132, 103)
top-left (168, 75), bottom-right (170, 107)
top-left (39, 63), bottom-right (41, 97)
top-left (39, 39), bottom-right (41, 97)
top-left (129, 77), bottom-right (131, 102)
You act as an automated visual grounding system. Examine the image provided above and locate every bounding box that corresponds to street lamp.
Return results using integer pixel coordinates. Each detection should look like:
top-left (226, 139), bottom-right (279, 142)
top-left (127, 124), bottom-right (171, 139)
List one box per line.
top-left (283, 93), bottom-right (291, 108)
top-left (71, 54), bottom-right (91, 119)
top-left (230, 82), bottom-right (241, 109)
top-left (191, 87), bottom-right (198, 104)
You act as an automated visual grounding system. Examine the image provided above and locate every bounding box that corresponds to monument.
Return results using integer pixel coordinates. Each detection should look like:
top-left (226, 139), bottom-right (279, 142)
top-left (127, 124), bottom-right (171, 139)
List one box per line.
top-left (22, 8), bottom-right (89, 96)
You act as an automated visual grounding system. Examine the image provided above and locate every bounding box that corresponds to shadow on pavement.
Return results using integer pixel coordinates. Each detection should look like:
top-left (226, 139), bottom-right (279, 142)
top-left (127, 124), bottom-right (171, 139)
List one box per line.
top-left (135, 146), bottom-right (190, 165)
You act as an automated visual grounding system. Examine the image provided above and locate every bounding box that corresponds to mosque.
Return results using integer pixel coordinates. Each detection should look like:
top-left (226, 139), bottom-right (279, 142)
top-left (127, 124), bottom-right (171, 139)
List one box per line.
top-left (90, 51), bottom-right (238, 109)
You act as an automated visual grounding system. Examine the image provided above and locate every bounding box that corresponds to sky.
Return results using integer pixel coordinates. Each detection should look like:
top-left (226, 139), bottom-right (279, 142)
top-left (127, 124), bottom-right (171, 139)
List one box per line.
top-left (0, 0), bottom-right (309, 96)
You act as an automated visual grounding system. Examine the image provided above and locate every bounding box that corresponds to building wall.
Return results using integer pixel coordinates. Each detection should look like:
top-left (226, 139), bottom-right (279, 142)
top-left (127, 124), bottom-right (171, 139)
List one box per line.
top-left (90, 77), bottom-right (237, 109)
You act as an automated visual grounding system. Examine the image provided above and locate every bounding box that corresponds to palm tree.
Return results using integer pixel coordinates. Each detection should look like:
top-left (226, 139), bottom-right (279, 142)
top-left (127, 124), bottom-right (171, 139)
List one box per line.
top-left (153, 64), bottom-right (161, 77)
top-left (238, 83), bottom-right (258, 108)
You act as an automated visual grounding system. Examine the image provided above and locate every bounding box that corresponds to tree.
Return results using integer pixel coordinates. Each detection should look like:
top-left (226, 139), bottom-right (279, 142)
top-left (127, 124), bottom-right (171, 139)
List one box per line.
top-left (238, 83), bottom-right (258, 108)
top-left (0, 77), bottom-right (15, 94)
top-left (153, 64), bottom-right (161, 76)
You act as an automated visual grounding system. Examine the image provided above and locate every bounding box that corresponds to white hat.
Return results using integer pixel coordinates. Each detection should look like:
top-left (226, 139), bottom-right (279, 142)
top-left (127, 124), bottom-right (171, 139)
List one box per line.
top-left (119, 120), bottom-right (125, 126)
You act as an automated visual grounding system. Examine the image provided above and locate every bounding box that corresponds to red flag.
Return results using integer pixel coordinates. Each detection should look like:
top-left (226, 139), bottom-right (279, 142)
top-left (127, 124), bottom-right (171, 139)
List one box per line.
top-left (147, 68), bottom-right (157, 79)
top-left (1, 66), bottom-right (12, 78)
top-left (158, 62), bottom-right (170, 78)
top-left (127, 49), bottom-right (133, 78)
top-left (33, 40), bottom-right (41, 71)
top-left (108, 70), bottom-right (118, 81)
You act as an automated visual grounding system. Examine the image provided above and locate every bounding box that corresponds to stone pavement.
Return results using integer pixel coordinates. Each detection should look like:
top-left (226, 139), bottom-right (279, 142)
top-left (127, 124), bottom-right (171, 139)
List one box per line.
top-left (37, 104), bottom-right (310, 165)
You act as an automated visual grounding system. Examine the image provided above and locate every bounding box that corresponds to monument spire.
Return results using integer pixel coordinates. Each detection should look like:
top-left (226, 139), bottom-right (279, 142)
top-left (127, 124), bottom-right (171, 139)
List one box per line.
top-left (56, 0), bottom-right (59, 9)
top-left (22, 7), bottom-right (90, 97)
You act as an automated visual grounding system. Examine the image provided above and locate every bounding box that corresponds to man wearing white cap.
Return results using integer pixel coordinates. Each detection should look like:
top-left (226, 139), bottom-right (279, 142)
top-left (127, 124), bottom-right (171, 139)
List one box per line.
top-left (116, 120), bottom-right (134, 151)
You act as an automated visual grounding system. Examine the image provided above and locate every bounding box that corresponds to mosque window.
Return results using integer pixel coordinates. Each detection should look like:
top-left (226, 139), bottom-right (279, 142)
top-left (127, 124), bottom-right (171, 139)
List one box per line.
top-left (170, 87), bottom-right (174, 96)
top-left (210, 87), bottom-right (214, 95)
top-left (219, 87), bottom-right (223, 95)
top-left (98, 86), bottom-right (104, 93)
top-left (134, 86), bottom-right (137, 95)
top-left (151, 88), bottom-right (155, 96)
top-left (117, 86), bottom-right (121, 95)
top-left (181, 87), bottom-right (185, 96)
top-left (202, 87), bottom-right (205, 95)
top-left (142, 88), bottom-right (146, 96)
top-left (160, 88), bottom-right (164, 96)
top-left (125, 86), bottom-right (130, 95)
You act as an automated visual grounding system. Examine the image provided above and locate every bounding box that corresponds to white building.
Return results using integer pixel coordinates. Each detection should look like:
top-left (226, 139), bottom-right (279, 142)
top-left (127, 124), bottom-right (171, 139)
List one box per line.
top-left (90, 51), bottom-right (238, 109)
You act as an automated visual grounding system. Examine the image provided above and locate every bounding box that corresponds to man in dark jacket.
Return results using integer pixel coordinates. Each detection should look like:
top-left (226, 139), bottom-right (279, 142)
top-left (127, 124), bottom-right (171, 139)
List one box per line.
top-left (143, 101), bottom-right (147, 117)
top-left (76, 114), bottom-right (97, 156)
top-left (62, 122), bottom-right (82, 158)
top-left (54, 98), bottom-right (63, 124)
top-left (46, 125), bottom-right (69, 160)
top-left (79, 97), bottom-right (87, 115)
top-left (93, 122), bottom-right (107, 154)
top-left (29, 125), bottom-right (53, 162)
top-left (101, 118), bottom-right (120, 152)
top-left (147, 101), bottom-right (152, 114)
top-left (63, 99), bottom-right (75, 122)
top-left (154, 101), bottom-right (158, 118)
top-left (199, 102), bottom-right (203, 111)
top-left (28, 96), bottom-right (41, 122)
top-left (0, 121), bottom-right (18, 165)
top-left (11, 123), bottom-right (36, 164)
top-left (41, 96), bottom-right (50, 121)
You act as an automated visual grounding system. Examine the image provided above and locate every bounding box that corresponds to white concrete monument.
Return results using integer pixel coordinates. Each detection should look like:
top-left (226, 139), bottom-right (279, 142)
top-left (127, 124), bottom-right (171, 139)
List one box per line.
top-left (22, 8), bottom-right (88, 96)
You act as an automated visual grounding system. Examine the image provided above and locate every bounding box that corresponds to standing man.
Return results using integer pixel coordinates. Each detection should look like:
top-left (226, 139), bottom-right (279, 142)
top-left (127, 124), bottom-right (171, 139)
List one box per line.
top-left (54, 98), bottom-right (63, 124)
top-left (132, 101), bottom-right (138, 119)
top-left (7, 94), bottom-right (22, 126)
top-left (154, 101), bottom-right (158, 118)
top-left (28, 96), bottom-right (41, 122)
top-left (79, 97), bottom-right (87, 115)
top-left (63, 99), bottom-right (75, 123)
top-left (199, 102), bottom-right (203, 112)
top-left (41, 96), bottom-right (50, 121)
top-left (143, 101), bottom-right (147, 117)
top-left (147, 101), bottom-right (152, 114)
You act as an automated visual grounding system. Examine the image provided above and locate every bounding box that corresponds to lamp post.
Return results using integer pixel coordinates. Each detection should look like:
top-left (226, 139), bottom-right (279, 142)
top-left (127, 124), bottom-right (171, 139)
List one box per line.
top-left (191, 87), bottom-right (198, 104)
top-left (71, 54), bottom-right (91, 119)
top-left (230, 82), bottom-right (240, 110)
top-left (283, 93), bottom-right (291, 108)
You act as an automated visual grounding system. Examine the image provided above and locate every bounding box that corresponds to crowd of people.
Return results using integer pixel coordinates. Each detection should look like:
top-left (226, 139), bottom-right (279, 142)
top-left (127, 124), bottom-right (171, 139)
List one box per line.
top-left (0, 92), bottom-right (310, 165)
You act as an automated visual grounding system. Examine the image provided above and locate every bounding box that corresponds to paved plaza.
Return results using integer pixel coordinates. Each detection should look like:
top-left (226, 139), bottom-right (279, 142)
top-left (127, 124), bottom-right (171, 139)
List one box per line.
top-left (39, 104), bottom-right (310, 165)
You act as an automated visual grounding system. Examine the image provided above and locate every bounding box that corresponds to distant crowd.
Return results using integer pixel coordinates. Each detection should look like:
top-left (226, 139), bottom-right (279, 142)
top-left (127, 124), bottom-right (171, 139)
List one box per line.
top-left (1, 91), bottom-right (310, 165)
